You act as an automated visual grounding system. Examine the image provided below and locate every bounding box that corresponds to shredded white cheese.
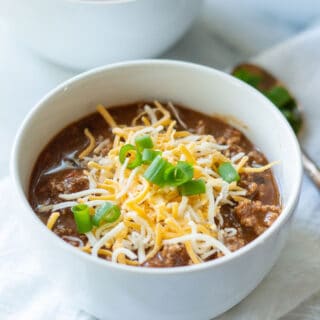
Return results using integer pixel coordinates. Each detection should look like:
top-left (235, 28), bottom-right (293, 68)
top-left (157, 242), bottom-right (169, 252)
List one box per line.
top-left (112, 247), bottom-right (137, 263)
top-left (59, 188), bottom-right (110, 200)
top-left (92, 222), bottom-right (125, 257)
top-left (163, 233), bottom-right (231, 256)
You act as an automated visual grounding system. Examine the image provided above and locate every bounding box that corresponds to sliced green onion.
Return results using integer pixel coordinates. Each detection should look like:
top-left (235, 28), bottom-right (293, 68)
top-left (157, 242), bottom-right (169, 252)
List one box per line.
top-left (233, 69), bottom-right (262, 88)
top-left (119, 144), bottom-right (135, 163)
top-left (164, 161), bottom-right (194, 186)
top-left (178, 179), bottom-right (206, 196)
top-left (92, 202), bottom-right (121, 226)
top-left (71, 204), bottom-right (92, 233)
top-left (264, 86), bottom-right (293, 109)
top-left (218, 162), bottom-right (240, 183)
top-left (233, 68), bottom-right (302, 135)
top-left (282, 109), bottom-right (302, 134)
top-left (281, 99), bottom-right (296, 111)
top-left (119, 144), bottom-right (142, 169)
top-left (142, 149), bottom-right (162, 164)
top-left (135, 135), bottom-right (154, 152)
top-left (143, 155), bottom-right (170, 186)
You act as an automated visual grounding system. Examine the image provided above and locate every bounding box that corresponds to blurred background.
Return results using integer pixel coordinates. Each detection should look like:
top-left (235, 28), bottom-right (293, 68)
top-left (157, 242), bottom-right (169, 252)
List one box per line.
top-left (0, 0), bottom-right (319, 179)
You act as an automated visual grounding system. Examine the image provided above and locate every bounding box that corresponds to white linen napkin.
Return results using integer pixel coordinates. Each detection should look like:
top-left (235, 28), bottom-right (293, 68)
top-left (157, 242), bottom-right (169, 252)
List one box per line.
top-left (0, 27), bottom-right (319, 320)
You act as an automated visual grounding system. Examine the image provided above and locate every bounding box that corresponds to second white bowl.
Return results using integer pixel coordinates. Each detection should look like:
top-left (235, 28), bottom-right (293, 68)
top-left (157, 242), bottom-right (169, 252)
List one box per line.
top-left (1, 0), bottom-right (202, 70)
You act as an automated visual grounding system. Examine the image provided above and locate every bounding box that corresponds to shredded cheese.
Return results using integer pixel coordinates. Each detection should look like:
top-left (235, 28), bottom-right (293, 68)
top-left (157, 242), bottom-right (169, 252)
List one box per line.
top-left (163, 233), bottom-right (231, 256)
top-left (41, 101), bottom-right (279, 266)
top-left (96, 104), bottom-right (117, 128)
top-left (206, 182), bottom-right (216, 227)
top-left (47, 211), bottom-right (60, 230)
top-left (85, 231), bottom-right (97, 246)
top-left (92, 222), bottom-right (125, 257)
top-left (185, 241), bottom-right (201, 264)
top-left (112, 247), bottom-right (137, 263)
top-left (180, 144), bottom-right (196, 164)
top-left (167, 101), bottom-right (188, 129)
top-left (59, 188), bottom-right (109, 200)
top-left (79, 128), bottom-right (95, 159)
top-left (153, 100), bottom-right (171, 127)
top-left (240, 161), bottom-right (279, 173)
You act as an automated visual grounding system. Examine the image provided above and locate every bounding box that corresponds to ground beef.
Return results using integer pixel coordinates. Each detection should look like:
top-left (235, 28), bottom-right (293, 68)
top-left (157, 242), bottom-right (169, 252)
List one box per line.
top-left (234, 200), bottom-right (281, 235)
top-left (224, 236), bottom-right (246, 252)
top-left (53, 221), bottom-right (75, 237)
top-left (216, 127), bottom-right (249, 158)
top-left (195, 120), bottom-right (206, 134)
top-left (33, 169), bottom-right (88, 208)
top-left (216, 127), bottom-right (241, 144)
top-left (264, 211), bottom-right (280, 227)
top-left (225, 128), bottom-right (242, 146)
top-left (239, 173), bottom-right (259, 199)
top-left (143, 244), bottom-right (191, 267)
top-left (241, 170), bottom-right (279, 205)
top-left (33, 169), bottom-right (89, 239)
top-left (49, 169), bottom-right (89, 195)
top-left (95, 135), bottom-right (112, 156)
top-left (247, 150), bottom-right (266, 166)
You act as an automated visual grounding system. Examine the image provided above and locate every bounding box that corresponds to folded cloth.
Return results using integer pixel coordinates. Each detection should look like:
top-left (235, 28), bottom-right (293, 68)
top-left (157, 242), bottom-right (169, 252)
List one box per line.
top-left (0, 27), bottom-right (320, 320)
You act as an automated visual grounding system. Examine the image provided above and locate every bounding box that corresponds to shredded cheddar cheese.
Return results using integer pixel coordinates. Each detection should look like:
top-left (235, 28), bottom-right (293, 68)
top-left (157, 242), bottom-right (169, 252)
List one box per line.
top-left (79, 128), bottom-right (96, 159)
top-left (97, 104), bottom-right (117, 128)
top-left (185, 241), bottom-right (201, 264)
top-left (240, 161), bottom-right (280, 173)
top-left (41, 101), bottom-right (278, 266)
top-left (46, 211), bottom-right (60, 230)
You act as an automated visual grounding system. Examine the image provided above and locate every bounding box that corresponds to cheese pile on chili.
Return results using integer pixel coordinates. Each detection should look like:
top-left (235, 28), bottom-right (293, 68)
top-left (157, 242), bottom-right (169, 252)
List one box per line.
top-left (40, 101), bottom-right (277, 266)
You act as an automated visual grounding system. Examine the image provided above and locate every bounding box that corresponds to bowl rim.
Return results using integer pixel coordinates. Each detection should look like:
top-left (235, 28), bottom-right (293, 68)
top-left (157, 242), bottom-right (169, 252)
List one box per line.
top-left (10, 59), bottom-right (303, 275)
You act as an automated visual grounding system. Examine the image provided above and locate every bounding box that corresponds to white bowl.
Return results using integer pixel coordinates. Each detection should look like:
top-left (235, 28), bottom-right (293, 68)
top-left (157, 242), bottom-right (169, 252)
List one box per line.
top-left (11, 60), bottom-right (302, 320)
top-left (1, 0), bottom-right (202, 70)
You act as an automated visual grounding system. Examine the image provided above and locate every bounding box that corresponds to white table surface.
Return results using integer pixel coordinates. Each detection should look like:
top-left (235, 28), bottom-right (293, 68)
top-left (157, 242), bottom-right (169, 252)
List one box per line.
top-left (0, 1), bottom-right (319, 318)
